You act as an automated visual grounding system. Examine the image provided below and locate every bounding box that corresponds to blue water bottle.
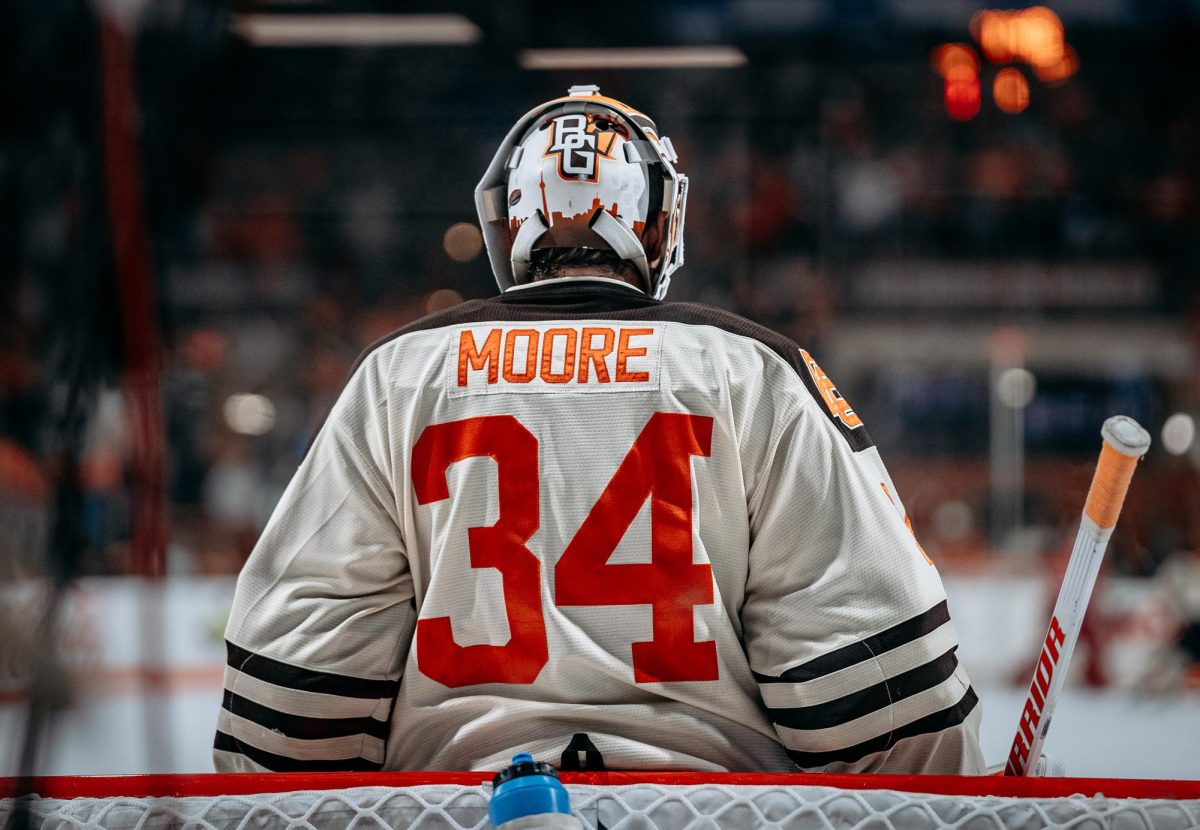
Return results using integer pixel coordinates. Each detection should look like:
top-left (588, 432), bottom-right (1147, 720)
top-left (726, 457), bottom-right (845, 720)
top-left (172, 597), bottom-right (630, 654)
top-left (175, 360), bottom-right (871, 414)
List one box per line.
top-left (488, 752), bottom-right (579, 829)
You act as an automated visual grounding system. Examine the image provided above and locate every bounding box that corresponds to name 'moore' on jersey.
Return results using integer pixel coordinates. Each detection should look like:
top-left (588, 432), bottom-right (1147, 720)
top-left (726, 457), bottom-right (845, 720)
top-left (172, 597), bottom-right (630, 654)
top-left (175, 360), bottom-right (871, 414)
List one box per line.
top-left (214, 277), bottom-right (985, 775)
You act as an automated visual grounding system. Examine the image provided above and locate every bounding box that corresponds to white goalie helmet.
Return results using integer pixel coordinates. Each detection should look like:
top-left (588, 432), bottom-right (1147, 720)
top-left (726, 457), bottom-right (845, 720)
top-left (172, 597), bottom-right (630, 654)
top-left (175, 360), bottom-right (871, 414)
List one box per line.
top-left (475, 85), bottom-right (688, 299)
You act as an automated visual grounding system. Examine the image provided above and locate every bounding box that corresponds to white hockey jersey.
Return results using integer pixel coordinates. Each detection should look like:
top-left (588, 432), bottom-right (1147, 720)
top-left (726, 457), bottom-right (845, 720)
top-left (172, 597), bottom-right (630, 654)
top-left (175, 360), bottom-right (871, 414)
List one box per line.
top-left (215, 277), bottom-right (985, 775)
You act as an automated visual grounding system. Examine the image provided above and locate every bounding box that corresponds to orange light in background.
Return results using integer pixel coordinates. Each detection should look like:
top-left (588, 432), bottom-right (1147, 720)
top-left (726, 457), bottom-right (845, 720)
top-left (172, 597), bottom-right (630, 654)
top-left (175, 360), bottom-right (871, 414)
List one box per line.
top-left (932, 42), bottom-right (980, 77)
top-left (442, 222), bottom-right (483, 262)
top-left (1034, 43), bottom-right (1079, 84)
top-left (424, 288), bottom-right (464, 315)
top-left (960, 6), bottom-right (1077, 117)
top-left (993, 67), bottom-right (1030, 114)
top-left (970, 7), bottom-right (1068, 70)
top-left (1014, 6), bottom-right (1065, 68)
top-left (972, 10), bottom-right (1012, 63)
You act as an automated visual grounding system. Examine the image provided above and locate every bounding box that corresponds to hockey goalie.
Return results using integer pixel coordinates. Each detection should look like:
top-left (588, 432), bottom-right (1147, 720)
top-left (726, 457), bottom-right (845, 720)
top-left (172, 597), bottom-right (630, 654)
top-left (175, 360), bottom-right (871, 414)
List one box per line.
top-left (213, 86), bottom-right (986, 775)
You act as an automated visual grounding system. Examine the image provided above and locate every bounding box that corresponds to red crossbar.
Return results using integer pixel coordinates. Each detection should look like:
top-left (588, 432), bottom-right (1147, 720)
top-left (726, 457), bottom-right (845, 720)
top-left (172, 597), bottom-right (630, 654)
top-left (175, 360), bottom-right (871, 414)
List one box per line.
top-left (1, 772), bottom-right (1198, 801)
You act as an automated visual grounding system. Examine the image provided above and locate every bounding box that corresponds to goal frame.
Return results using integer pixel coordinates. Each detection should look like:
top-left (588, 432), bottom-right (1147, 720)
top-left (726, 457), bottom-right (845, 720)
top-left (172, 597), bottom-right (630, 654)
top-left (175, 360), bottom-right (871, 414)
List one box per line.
top-left (4, 772), bottom-right (1199, 801)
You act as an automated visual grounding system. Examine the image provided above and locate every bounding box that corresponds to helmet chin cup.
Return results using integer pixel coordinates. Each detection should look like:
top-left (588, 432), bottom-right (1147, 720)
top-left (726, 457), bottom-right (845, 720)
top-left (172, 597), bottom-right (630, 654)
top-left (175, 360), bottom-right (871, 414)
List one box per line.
top-left (476, 86), bottom-right (687, 299)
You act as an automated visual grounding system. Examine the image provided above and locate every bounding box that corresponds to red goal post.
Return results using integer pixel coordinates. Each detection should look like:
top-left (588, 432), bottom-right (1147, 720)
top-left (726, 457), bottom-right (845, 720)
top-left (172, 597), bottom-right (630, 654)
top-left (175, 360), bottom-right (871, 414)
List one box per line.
top-left (3, 772), bottom-right (1200, 829)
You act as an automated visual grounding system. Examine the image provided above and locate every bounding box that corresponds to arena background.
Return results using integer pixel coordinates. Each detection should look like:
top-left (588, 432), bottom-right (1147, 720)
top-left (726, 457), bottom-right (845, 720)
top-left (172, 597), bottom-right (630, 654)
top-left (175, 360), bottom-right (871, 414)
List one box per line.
top-left (2, 0), bottom-right (1198, 779)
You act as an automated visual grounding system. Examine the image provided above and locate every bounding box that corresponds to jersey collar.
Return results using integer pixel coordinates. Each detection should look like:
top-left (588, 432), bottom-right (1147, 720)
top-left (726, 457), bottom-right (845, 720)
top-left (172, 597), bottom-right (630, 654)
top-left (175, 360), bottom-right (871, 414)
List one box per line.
top-left (503, 276), bottom-right (646, 294)
top-left (497, 276), bottom-right (660, 311)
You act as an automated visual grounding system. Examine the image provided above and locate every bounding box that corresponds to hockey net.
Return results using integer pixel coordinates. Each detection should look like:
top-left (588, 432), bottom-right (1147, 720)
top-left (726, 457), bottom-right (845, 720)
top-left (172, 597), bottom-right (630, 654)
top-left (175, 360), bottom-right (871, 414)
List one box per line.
top-left (3, 772), bottom-right (1199, 830)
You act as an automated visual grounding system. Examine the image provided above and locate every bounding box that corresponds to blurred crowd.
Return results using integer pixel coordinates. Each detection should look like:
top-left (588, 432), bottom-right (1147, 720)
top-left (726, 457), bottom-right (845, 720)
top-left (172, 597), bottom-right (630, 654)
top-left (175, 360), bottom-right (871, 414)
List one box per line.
top-left (3, 3), bottom-right (1199, 594)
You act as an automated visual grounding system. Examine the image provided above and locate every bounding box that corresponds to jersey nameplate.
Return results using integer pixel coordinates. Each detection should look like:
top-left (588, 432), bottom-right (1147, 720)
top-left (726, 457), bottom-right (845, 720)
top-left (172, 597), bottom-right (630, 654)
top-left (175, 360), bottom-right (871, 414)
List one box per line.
top-left (451, 324), bottom-right (662, 396)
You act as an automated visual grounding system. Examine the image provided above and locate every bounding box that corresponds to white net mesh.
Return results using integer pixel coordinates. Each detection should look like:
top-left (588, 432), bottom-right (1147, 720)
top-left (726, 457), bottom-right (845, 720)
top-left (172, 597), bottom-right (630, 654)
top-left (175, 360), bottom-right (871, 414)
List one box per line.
top-left (5, 782), bottom-right (1200, 830)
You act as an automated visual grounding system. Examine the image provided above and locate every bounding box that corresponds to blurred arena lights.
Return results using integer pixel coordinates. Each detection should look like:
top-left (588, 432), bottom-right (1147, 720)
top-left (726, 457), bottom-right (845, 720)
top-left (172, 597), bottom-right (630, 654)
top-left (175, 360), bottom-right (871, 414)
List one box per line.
top-left (943, 72), bottom-right (982, 120)
top-left (935, 6), bottom-right (1077, 120)
top-left (442, 222), bottom-right (484, 262)
top-left (1034, 43), bottom-right (1080, 85)
top-left (932, 43), bottom-right (980, 77)
top-left (931, 43), bottom-right (982, 120)
top-left (230, 14), bottom-right (481, 47)
top-left (971, 6), bottom-right (1069, 70)
top-left (996, 367), bottom-right (1037, 408)
top-left (1161, 413), bottom-right (1196, 456)
top-left (223, 394), bottom-right (277, 436)
top-left (993, 67), bottom-right (1031, 114)
top-left (932, 500), bottom-right (975, 542)
top-left (519, 46), bottom-right (747, 70)
top-left (424, 289), bottom-right (464, 316)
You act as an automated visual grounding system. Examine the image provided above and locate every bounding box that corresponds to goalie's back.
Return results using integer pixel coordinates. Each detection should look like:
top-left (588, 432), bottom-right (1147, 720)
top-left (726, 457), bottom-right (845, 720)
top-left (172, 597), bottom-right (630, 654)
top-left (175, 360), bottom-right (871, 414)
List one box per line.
top-left (217, 278), bottom-right (982, 775)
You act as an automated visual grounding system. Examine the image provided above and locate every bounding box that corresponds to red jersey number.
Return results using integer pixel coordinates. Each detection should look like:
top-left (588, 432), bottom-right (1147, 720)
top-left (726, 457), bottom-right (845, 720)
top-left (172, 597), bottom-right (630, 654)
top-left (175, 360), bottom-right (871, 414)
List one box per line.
top-left (556, 413), bottom-right (718, 682)
top-left (411, 416), bottom-right (547, 686)
top-left (411, 412), bottom-right (717, 687)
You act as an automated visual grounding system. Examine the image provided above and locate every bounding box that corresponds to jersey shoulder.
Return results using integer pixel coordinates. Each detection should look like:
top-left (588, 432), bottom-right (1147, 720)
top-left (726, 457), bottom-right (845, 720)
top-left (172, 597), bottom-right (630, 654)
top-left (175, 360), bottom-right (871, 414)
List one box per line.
top-left (653, 302), bottom-right (874, 452)
top-left (650, 301), bottom-right (801, 363)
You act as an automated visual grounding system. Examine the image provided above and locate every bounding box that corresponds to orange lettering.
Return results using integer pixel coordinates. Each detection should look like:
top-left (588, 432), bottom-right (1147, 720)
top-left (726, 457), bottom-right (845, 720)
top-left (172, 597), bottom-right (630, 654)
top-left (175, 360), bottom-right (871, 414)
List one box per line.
top-left (458, 329), bottom-right (501, 386)
top-left (800, 348), bottom-right (862, 429)
top-left (503, 329), bottom-right (539, 383)
top-left (540, 328), bottom-right (578, 383)
top-left (616, 328), bottom-right (652, 382)
top-left (578, 328), bottom-right (614, 383)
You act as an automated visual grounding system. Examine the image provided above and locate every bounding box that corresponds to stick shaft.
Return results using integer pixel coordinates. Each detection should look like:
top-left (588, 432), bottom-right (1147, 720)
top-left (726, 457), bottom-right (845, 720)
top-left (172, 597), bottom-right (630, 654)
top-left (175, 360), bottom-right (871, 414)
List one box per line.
top-left (1004, 416), bottom-right (1149, 776)
top-left (1004, 524), bottom-right (1106, 775)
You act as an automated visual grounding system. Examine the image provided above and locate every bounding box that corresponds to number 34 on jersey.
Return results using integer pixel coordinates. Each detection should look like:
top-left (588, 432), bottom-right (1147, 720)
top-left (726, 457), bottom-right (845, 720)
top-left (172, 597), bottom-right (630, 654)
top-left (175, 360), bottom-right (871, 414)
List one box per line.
top-left (411, 412), bottom-right (718, 688)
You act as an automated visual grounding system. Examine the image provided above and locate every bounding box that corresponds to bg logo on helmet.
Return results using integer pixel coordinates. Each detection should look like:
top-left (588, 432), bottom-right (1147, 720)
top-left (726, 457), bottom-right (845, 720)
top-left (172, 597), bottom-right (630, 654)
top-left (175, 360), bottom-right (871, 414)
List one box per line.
top-left (544, 114), bottom-right (620, 182)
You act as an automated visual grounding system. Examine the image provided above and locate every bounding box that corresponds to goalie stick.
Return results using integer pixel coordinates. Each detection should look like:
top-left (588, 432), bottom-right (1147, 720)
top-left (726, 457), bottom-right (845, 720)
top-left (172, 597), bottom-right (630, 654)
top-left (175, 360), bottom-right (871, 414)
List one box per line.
top-left (1005, 415), bottom-right (1151, 776)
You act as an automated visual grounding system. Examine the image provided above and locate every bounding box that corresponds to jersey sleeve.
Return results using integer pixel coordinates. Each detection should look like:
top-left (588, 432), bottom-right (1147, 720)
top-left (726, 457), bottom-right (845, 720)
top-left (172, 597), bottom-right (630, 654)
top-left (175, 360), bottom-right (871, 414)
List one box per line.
top-left (741, 353), bottom-right (985, 775)
top-left (213, 350), bottom-right (414, 772)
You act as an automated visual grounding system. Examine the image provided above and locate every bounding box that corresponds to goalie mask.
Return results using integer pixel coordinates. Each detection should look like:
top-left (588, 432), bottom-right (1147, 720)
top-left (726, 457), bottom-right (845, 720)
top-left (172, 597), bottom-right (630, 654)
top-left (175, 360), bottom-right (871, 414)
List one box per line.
top-left (475, 85), bottom-right (688, 299)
